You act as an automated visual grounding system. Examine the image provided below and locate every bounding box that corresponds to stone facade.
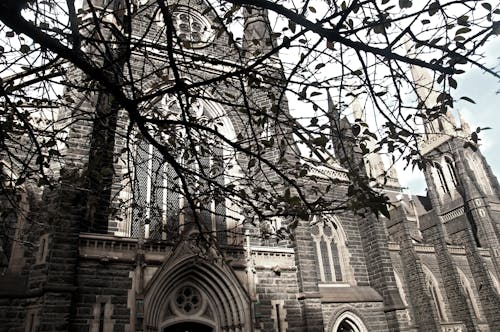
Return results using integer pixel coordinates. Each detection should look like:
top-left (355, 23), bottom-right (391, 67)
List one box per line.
top-left (1, 1), bottom-right (499, 332)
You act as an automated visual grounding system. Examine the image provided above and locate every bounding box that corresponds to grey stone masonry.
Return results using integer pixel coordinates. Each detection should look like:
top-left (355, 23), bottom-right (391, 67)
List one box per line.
top-left (389, 205), bottom-right (442, 332)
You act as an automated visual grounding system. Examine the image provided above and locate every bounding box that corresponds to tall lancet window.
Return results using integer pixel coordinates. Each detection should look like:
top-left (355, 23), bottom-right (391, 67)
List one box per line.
top-left (310, 216), bottom-right (354, 284)
top-left (445, 157), bottom-right (459, 188)
top-left (132, 140), bottom-right (181, 240)
top-left (457, 268), bottom-right (482, 320)
top-left (422, 265), bottom-right (448, 322)
top-left (131, 96), bottom-right (229, 242)
top-left (434, 163), bottom-right (450, 196)
top-left (465, 151), bottom-right (493, 196)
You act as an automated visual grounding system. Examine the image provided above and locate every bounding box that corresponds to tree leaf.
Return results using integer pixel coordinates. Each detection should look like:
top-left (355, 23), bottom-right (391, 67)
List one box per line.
top-left (481, 2), bottom-right (492, 11)
top-left (455, 27), bottom-right (471, 35)
top-left (20, 44), bottom-right (30, 54)
top-left (428, 2), bottom-right (440, 16)
top-left (448, 77), bottom-right (457, 89)
top-left (399, 0), bottom-right (412, 9)
top-left (460, 96), bottom-right (476, 104)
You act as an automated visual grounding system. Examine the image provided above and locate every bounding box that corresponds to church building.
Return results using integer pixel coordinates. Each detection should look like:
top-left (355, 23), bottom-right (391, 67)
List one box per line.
top-left (0, 1), bottom-right (499, 331)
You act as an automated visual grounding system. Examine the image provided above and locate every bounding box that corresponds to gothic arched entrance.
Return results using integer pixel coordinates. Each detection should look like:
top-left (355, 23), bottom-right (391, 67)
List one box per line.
top-left (143, 242), bottom-right (252, 332)
top-left (163, 322), bottom-right (213, 332)
top-left (328, 310), bottom-right (368, 332)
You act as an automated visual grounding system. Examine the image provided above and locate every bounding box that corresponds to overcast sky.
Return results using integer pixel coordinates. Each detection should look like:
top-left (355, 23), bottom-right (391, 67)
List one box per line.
top-left (398, 39), bottom-right (500, 195)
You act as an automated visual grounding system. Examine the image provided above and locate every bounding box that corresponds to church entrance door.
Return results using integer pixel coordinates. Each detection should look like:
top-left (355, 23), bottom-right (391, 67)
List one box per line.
top-left (163, 322), bottom-right (213, 332)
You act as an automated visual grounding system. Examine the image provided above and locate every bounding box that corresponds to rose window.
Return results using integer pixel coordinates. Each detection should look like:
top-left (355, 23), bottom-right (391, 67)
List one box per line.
top-left (174, 286), bottom-right (202, 315)
top-left (157, 7), bottom-right (214, 48)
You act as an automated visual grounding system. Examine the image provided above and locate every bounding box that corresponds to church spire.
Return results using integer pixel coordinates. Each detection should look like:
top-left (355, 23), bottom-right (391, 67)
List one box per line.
top-left (351, 96), bottom-right (401, 189)
top-left (457, 110), bottom-right (471, 135)
top-left (404, 42), bottom-right (456, 136)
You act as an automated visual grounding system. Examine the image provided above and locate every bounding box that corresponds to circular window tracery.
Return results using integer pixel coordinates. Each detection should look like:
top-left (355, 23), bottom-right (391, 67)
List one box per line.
top-left (174, 286), bottom-right (202, 315)
top-left (157, 7), bottom-right (215, 48)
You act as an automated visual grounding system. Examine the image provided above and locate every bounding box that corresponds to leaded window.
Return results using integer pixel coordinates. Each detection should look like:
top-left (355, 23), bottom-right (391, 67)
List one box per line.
top-left (131, 96), bottom-right (227, 242)
top-left (311, 216), bottom-right (353, 283)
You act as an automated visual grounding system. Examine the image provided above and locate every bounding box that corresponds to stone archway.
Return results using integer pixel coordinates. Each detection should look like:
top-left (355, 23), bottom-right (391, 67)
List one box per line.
top-left (327, 307), bottom-right (369, 332)
top-left (143, 241), bottom-right (252, 331)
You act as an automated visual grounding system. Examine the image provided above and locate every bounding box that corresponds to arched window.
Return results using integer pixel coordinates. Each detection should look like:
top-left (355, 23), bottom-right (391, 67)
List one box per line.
top-left (434, 163), bottom-right (450, 195)
top-left (422, 265), bottom-right (448, 322)
top-left (457, 268), bottom-right (482, 320)
top-left (332, 311), bottom-right (367, 332)
top-left (445, 157), bottom-right (459, 188)
top-left (311, 216), bottom-right (354, 284)
top-left (131, 96), bottom-right (232, 242)
top-left (465, 151), bottom-right (493, 195)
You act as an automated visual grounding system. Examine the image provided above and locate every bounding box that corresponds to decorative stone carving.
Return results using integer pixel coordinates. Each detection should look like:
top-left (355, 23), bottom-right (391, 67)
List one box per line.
top-left (173, 285), bottom-right (203, 315)
top-left (156, 6), bottom-right (215, 48)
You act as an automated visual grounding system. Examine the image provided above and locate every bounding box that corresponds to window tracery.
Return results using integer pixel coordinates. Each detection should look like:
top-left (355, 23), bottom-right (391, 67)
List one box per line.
top-left (131, 96), bottom-right (228, 242)
top-left (422, 265), bottom-right (448, 321)
top-left (174, 286), bottom-right (202, 315)
top-left (311, 216), bottom-right (353, 284)
top-left (155, 6), bottom-right (215, 48)
top-left (445, 157), bottom-right (459, 188)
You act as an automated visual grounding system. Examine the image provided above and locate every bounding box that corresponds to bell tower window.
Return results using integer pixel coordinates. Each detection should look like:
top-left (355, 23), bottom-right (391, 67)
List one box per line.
top-left (445, 157), bottom-right (459, 188)
top-left (434, 163), bottom-right (450, 195)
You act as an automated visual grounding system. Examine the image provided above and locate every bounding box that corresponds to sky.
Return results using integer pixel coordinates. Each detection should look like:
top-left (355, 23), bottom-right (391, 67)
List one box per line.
top-left (397, 38), bottom-right (500, 195)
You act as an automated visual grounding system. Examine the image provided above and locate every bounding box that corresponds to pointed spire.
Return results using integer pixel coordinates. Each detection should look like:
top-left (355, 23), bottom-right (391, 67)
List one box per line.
top-left (328, 90), bottom-right (352, 158)
top-left (405, 41), bottom-right (456, 135)
top-left (457, 110), bottom-right (471, 135)
top-left (352, 95), bottom-right (364, 122)
top-left (350, 94), bottom-right (401, 188)
top-left (327, 90), bottom-right (340, 121)
top-left (242, 6), bottom-right (274, 55)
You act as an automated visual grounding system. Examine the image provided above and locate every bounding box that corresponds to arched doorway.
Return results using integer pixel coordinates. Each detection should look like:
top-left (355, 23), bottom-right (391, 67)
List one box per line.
top-left (144, 250), bottom-right (252, 331)
top-left (330, 311), bottom-right (368, 332)
top-left (336, 318), bottom-right (361, 332)
top-left (163, 322), bottom-right (213, 332)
